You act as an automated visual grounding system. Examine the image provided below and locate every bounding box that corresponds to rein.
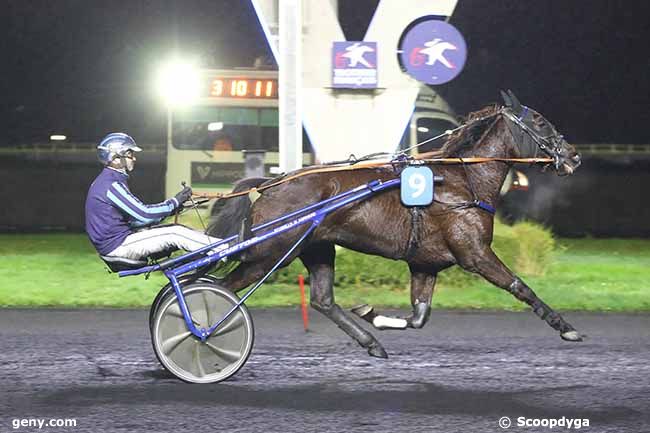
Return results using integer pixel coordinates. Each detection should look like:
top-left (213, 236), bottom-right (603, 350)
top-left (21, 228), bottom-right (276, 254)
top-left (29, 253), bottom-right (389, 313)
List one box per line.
top-left (195, 107), bottom-right (555, 201)
top-left (194, 156), bottom-right (553, 201)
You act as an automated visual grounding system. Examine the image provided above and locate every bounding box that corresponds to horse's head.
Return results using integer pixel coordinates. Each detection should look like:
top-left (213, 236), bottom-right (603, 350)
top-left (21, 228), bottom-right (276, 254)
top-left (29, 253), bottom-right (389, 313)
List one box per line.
top-left (500, 90), bottom-right (581, 176)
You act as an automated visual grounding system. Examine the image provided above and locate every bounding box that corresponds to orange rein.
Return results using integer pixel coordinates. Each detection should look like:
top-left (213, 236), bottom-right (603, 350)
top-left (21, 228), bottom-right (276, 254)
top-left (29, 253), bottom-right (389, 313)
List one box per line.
top-left (193, 157), bottom-right (554, 201)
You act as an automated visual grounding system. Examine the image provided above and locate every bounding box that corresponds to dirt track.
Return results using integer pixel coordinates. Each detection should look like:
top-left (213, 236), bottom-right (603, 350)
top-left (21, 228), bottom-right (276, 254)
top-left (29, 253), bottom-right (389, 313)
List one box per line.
top-left (0, 308), bottom-right (648, 432)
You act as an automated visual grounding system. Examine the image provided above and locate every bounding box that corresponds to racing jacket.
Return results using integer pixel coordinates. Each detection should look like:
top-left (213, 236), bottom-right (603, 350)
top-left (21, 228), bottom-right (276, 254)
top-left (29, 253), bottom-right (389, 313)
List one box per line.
top-left (84, 167), bottom-right (179, 255)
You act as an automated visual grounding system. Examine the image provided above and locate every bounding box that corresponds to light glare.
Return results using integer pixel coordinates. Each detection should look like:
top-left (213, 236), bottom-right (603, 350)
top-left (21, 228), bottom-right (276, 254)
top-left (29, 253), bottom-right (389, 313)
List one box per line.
top-left (50, 135), bottom-right (67, 141)
top-left (155, 59), bottom-right (200, 107)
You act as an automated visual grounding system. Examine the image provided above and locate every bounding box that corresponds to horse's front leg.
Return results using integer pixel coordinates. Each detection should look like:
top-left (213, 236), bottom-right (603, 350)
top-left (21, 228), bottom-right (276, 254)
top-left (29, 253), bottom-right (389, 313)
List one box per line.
top-left (455, 245), bottom-right (582, 341)
top-left (300, 242), bottom-right (388, 359)
top-left (351, 266), bottom-right (436, 330)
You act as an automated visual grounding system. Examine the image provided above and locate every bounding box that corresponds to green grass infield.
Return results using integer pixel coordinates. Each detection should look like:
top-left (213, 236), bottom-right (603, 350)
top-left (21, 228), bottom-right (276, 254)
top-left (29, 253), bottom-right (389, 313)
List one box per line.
top-left (0, 234), bottom-right (649, 311)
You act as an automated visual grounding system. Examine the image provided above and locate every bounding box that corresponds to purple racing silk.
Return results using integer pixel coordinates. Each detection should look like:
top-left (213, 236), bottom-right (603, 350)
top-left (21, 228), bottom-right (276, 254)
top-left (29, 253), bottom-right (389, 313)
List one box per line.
top-left (84, 167), bottom-right (179, 255)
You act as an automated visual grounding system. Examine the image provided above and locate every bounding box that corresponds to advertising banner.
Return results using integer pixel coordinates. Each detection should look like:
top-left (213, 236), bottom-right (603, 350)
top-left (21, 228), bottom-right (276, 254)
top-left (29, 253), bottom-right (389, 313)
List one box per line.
top-left (332, 41), bottom-right (378, 88)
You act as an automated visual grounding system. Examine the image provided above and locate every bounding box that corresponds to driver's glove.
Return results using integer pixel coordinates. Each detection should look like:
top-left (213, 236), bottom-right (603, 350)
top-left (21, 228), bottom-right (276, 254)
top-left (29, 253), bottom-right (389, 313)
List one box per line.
top-left (173, 186), bottom-right (193, 207)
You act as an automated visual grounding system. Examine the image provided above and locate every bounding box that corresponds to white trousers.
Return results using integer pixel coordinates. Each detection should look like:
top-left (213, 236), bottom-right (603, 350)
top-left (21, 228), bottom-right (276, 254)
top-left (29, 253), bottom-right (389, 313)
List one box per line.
top-left (107, 225), bottom-right (222, 260)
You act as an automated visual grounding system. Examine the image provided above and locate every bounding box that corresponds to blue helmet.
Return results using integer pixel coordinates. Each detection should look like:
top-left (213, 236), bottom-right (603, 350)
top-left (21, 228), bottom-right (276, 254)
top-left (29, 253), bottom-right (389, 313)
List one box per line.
top-left (97, 132), bottom-right (142, 165)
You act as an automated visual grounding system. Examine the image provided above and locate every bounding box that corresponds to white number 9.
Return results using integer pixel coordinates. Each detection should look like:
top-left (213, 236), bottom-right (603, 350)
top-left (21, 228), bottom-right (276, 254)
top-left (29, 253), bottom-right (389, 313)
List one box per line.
top-left (409, 173), bottom-right (426, 198)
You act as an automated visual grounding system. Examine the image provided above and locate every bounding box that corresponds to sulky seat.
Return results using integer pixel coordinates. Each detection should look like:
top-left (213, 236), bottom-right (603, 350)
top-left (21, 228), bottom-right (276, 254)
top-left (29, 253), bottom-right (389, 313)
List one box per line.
top-left (100, 255), bottom-right (148, 273)
top-left (100, 247), bottom-right (178, 273)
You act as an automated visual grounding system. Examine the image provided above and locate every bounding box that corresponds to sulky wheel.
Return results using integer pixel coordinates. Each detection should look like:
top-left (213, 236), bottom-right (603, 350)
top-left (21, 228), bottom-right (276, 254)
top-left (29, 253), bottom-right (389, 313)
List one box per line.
top-left (151, 282), bottom-right (254, 384)
top-left (149, 275), bottom-right (219, 332)
top-left (149, 275), bottom-right (220, 372)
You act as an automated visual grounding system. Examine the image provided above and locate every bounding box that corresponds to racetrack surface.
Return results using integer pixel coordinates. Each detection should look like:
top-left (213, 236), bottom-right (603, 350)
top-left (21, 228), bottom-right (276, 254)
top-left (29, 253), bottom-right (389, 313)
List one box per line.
top-left (0, 309), bottom-right (648, 433)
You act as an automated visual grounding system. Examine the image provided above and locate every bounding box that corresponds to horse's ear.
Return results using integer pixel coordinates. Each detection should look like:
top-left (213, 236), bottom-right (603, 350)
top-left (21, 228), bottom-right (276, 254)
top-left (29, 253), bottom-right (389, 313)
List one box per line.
top-left (507, 89), bottom-right (523, 112)
top-left (500, 90), bottom-right (512, 107)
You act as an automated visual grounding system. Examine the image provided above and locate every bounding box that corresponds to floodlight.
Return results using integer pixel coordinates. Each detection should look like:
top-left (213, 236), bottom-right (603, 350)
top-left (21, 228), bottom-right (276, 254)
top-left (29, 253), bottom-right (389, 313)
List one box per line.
top-left (155, 59), bottom-right (200, 107)
top-left (50, 135), bottom-right (67, 141)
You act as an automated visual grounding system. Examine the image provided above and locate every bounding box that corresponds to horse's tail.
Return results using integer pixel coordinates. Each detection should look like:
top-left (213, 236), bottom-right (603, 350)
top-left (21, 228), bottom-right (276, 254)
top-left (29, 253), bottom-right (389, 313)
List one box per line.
top-left (207, 177), bottom-right (270, 238)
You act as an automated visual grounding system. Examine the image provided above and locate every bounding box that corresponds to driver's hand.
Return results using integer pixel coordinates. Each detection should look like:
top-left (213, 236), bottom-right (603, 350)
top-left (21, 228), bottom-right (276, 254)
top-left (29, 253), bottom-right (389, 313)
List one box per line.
top-left (174, 186), bottom-right (193, 206)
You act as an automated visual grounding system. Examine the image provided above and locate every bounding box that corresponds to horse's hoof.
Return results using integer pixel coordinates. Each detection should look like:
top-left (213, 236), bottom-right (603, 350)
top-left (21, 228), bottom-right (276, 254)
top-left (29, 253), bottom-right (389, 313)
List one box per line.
top-left (367, 343), bottom-right (388, 359)
top-left (351, 304), bottom-right (376, 324)
top-left (561, 330), bottom-right (583, 342)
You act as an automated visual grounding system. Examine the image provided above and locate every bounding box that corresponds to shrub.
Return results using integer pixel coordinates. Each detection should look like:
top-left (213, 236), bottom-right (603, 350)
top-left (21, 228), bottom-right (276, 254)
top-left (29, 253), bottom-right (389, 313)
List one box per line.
top-left (496, 220), bottom-right (556, 276)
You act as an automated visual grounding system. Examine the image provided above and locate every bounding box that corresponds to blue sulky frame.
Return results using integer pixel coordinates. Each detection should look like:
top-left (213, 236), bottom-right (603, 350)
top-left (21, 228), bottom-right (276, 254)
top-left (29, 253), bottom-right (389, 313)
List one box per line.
top-left (119, 178), bottom-right (401, 342)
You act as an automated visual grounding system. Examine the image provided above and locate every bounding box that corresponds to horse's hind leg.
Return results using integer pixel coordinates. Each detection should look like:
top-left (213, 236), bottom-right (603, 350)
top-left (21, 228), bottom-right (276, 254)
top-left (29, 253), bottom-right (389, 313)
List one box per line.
top-left (456, 246), bottom-right (582, 341)
top-left (407, 267), bottom-right (436, 328)
top-left (351, 265), bottom-right (436, 330)
top-left (300, 242), bottom-right (388, 359)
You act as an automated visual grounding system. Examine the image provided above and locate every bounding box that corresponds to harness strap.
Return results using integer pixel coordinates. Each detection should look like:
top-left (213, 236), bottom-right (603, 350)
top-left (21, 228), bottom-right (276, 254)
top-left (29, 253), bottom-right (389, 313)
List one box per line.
top-left (432, 198), bottom-right (496, 215)
top-left (473, 200), bottom-right (496, 214)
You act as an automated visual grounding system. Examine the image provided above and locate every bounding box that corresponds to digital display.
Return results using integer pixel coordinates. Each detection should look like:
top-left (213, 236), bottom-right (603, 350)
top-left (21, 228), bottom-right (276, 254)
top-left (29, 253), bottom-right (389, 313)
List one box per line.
top-left (209, 77), bottom-right (278, 99)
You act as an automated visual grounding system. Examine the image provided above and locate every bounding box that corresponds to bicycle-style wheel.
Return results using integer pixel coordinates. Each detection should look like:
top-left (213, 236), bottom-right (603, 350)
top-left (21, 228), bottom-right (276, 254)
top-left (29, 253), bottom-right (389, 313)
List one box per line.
top-left (151, 283), bottom-right (254, 384)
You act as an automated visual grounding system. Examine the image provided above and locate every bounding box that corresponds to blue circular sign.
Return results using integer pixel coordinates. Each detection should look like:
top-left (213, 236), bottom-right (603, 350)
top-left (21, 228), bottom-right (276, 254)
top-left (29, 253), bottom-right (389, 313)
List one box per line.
top-left (400, 20), bottom-right (467, 85)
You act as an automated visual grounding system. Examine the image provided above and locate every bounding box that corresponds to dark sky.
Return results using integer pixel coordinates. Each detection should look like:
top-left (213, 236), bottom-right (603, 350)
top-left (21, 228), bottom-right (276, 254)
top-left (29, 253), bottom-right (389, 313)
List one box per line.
top-left (443, 0), bottom-right (650, 145)
top-left (0, 0), bottom-right (266, 145)
top-left (1, 0), bottom-right (648, 146)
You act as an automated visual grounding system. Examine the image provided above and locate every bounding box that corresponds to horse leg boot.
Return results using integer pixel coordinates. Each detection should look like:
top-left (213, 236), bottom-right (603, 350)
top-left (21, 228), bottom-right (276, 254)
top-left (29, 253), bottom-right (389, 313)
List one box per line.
top-left (301, 243), bottom-right (388, 358)
top-left (407, 269), bottom-right (436, 329)
top-left (350, 304), bottom-right (408, 330)
top-left (457, 246), bottom-right (582, 341)
top-left (508, 278), bottom-right (581, 341)
top-left (351, 268), bottom-right (436, 330)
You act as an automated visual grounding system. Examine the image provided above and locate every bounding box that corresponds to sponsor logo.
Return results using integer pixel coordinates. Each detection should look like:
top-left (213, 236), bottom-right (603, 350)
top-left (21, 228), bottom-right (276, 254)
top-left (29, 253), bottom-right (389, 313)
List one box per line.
top-left (332, 41), bottom-right (378, 88)
top-left (400, 20), bottom-right (467, 85)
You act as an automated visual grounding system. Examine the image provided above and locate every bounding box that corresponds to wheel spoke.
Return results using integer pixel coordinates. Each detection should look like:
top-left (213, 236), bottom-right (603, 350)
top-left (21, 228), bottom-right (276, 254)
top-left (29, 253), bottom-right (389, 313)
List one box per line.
top-left (210, 312), bottom-right (245, 337)
top-left (202, 291), bottom-right (213, 327)
top-left (205, 341), bottom-right (241, 363)
top-left (162, 331), bottom-right (192, 355)
top-left (167, 303), bottom-right (201, 327)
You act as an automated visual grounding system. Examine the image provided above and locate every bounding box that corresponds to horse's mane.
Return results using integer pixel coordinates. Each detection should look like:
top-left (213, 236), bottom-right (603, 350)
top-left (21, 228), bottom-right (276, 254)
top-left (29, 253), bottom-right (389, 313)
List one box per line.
top-left (420, 104), bottom-right (501, 159)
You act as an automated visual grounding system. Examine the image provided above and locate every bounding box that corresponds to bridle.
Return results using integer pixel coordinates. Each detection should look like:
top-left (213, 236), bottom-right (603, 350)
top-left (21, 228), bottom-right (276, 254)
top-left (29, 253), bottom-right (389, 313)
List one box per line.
top-left (403, 104), bottom-right (570, 170)
top-left (501, 106), bottom-right (575, 171)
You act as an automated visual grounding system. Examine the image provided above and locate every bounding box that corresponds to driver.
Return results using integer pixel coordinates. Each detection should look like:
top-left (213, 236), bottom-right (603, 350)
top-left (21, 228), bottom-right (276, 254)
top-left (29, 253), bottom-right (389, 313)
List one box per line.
top-left (85, 132), bottom-right (223, 260)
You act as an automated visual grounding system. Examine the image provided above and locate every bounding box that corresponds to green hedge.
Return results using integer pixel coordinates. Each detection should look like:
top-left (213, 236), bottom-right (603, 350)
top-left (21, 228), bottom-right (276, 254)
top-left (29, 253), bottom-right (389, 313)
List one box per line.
top-left (274, 219), bottom-right (556, 288)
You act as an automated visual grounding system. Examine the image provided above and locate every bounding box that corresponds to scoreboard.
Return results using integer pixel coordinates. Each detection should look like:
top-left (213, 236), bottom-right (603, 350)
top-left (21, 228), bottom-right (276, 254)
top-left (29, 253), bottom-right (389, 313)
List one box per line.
top-left (208, 76), bottom-right (278, 99)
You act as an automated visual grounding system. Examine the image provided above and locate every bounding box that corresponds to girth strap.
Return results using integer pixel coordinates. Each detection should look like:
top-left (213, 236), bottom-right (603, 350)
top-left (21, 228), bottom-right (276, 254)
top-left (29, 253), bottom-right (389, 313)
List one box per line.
top-left (404, 207), bottom-right (423, 260)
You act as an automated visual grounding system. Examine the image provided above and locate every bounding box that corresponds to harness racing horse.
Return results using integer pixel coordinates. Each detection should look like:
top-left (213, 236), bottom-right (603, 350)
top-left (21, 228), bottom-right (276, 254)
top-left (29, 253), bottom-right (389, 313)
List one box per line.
top-left (207, 91), bottom-right (583, 358)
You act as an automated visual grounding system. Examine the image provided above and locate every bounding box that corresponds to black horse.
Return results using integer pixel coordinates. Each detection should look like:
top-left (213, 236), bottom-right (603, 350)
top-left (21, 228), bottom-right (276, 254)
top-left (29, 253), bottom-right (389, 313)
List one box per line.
top-left (207, 91), bottom-right (583, 358)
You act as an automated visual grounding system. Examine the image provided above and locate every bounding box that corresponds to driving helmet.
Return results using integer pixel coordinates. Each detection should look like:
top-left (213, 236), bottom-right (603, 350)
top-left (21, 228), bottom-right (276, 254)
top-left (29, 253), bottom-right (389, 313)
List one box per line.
top-left (97, 132), bottom-right (142, 165)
